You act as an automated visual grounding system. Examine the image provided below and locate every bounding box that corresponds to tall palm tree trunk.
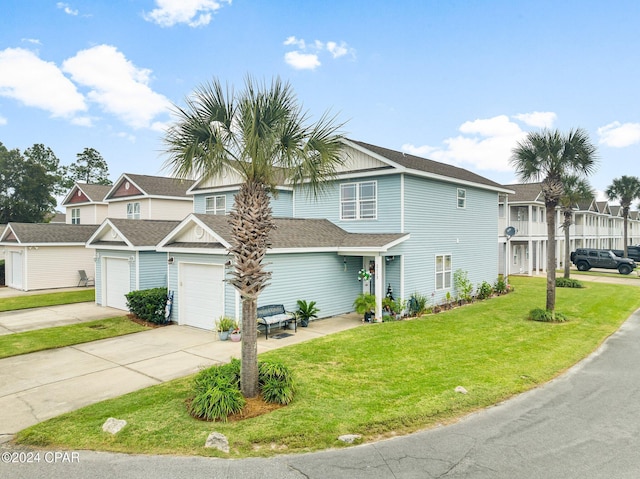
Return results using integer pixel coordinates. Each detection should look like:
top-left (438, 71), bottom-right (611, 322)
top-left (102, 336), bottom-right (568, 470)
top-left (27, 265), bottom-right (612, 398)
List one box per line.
top-left (228, 180), bottom-right (274, 398)
top-left (545, 201), bottom-right (557, 311)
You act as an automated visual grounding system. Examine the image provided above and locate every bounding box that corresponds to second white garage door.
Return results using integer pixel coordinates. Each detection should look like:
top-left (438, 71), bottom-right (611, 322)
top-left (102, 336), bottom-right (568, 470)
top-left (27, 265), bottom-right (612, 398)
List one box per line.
top-left (179, 263), bottom-right (224, 330)
top-left (104, 257), bottom-right (130, 311)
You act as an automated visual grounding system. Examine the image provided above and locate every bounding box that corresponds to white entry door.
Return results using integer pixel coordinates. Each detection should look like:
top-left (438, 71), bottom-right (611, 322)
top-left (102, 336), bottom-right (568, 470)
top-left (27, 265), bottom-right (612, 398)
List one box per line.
top-left (10, 251), bottom-right (23, 289)
top-left (104, 257), bottom-right (130, 310)
top-left (179, 263), bottom-right (224, 330)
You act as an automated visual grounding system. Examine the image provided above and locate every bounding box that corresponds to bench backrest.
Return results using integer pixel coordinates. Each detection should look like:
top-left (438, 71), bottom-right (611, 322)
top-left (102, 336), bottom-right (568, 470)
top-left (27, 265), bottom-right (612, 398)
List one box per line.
top-left (257, 304), bottom-right (286, 318)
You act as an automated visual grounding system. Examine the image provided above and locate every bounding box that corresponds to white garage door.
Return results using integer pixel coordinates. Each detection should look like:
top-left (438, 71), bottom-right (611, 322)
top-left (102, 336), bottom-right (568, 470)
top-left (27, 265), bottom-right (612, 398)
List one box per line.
top-left (10, 251), bottom-right (23, 289)
top-left (104, 257), bottom-right (130, 310)
top-left (180, 263), bottom-right (224, 330)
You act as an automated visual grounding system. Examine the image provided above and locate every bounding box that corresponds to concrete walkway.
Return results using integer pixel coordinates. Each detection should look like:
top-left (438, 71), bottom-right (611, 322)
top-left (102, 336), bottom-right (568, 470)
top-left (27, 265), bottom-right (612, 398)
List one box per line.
top-left (0, 312), bottom-right (362, 442)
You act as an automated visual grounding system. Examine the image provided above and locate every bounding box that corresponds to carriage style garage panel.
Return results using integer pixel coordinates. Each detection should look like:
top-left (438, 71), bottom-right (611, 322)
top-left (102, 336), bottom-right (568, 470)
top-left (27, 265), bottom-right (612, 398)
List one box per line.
top-left (179, 262), bottom-right (224, 330)
top-left (104, 257), bottom-right (130, 310)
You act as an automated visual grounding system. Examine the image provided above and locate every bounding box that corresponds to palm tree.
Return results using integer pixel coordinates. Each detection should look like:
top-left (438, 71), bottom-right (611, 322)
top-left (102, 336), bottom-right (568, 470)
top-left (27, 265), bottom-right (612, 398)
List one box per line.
top-left (606, 175), bottom-right (640, 258)
top-left (510, 129), bottom-right (597, 312)
top-left (559, 175), bottom-right (594, 279)
top-left (163, 77), bottom-right (345, 397)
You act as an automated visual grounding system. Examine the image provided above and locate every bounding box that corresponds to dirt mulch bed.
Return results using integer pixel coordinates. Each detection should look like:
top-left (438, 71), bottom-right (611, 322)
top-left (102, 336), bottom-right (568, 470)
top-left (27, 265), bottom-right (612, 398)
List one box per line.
top-left (127, 314), bottom-right (172, 329)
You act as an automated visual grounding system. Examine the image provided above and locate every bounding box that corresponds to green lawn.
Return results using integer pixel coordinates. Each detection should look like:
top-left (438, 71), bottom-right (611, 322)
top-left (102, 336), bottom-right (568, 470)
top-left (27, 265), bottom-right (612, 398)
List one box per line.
top-left (0, 289), bottom-right (95, 312)
top-left (16, 276), bottom-right (640, 457)
top-left (0, 317), bottom-right (149, 359)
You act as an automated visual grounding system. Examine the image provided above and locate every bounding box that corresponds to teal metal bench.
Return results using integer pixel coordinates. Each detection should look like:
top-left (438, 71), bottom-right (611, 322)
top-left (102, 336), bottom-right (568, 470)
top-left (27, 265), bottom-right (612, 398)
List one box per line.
top-left (257, 304), bottom-right (296, 339)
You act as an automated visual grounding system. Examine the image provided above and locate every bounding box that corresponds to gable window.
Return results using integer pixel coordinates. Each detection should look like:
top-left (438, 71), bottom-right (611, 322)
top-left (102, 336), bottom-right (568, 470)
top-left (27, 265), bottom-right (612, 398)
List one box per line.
top-left (340, 181), bottom-right (377, 220)
top-left (127, 202), bottom-right (141, 220)
top-left (71, 208), bottom-right (80, 224)
top-left (457, 188), bottom-right (466, 209)
top-left (205, 195), bottom-right (226, 215)
top-left (435, 254), bottom-right (452, 290)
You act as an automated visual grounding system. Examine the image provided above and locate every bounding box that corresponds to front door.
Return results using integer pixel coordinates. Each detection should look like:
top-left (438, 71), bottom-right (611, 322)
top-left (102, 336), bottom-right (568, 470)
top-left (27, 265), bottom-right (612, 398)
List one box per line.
top-left (363, 257), bottom-right (376, 295)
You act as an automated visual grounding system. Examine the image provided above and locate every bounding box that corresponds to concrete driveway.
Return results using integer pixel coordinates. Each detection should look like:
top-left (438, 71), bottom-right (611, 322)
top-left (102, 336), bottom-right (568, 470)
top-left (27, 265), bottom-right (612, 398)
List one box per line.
top-left (0, 311), bottom-right (362, 442)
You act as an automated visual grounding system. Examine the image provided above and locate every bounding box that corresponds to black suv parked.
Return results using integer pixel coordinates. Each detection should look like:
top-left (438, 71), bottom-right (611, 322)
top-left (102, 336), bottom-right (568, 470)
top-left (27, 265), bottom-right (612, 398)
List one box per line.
top-left (611, 245), bottom-right (640, 263)
top-left (570, 248), bottom-right (637, 275)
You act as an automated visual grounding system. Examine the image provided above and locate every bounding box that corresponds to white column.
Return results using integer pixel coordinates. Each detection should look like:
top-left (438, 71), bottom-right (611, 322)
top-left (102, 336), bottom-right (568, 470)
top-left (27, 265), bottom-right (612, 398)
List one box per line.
top-left (375, 255), bottom-right (383, 320)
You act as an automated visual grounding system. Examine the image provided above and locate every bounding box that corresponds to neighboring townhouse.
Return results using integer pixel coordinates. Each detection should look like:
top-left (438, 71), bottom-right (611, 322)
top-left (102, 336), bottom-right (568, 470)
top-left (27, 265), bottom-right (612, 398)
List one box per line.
top-left (171, 138), bottom-right (511, 326)
top-left (104, 173), bottom-right (195, 220)
top-left (499, 183), bottom-right (640, 275)
top-left (61, 184), bottom-right (112, 225)
top-left (0, 223), bottom-right (98, 291)
top-left (86, 218), bottom-right (181, 310)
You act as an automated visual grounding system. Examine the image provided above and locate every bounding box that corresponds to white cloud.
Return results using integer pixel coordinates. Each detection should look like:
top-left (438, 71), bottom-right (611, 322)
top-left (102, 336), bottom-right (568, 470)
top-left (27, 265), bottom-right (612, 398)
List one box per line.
top-left (284, 51), bottom-right (321, 70)
top-left (597, 121), bottom-right (640, 148)
top-left (513, 111), bottom-right (557, 129)
top-left (144, 0), bottom-right (230, 27)
top-left (0, 47), bottom-right (87, 117)
top-left (283, 36), bottom-right (355, 70)
top-left (62, 45), bottom-right (171, 129)
top-left (326, 41), bottom-right (349, 58)
top-left (402, 113), bottom-right (557, 173)
top-left (283, 36), bottom-right (305, 49)
top-left (21, 38), bottom-right (41, 45)
top-left (56, 2), bottom-right (78, 15)
top-left (0, 115), bottom-right (7, 126)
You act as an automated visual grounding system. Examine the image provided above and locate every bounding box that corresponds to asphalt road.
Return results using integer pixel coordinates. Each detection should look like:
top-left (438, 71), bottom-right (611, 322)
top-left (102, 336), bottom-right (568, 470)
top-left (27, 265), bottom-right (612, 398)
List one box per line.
top-left (3, 306), bottom-right (640, 479)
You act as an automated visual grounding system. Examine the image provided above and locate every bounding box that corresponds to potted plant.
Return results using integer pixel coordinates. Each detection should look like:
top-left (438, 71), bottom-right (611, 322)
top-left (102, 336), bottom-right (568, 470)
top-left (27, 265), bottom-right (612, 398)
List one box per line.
top-left (353, 293), bottom-right (376, 322)
top-left (215, 316), bottom-right (235, 341)
top-left (229, 321), bottom-right (241, 342)
top-left (296, 299), bottom-right (319, 327)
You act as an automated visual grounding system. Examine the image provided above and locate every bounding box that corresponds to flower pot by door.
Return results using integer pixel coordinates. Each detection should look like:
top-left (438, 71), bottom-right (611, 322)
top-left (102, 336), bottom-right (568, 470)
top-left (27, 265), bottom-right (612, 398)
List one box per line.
top-left (230, 332), bottom-right (241, 342)
top-left (218, 331), bottom-right (229, 341)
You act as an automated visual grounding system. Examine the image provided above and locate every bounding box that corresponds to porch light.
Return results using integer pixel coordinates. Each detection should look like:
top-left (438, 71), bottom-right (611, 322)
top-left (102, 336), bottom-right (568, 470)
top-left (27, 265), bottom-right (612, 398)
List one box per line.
top-left (168, 256), bottom-right (174, 265)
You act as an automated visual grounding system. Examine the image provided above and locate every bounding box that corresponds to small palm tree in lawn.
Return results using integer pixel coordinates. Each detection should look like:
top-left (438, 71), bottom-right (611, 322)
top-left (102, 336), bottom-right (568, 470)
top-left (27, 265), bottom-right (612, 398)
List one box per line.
top-left (606, 175), bottom-right (640, 258)
top-left (510, 129), bottom-right (597, 313)
top-left (559, 175), bottom-right (595, 279)
top-left (163, 77), bottom-right (345, 397)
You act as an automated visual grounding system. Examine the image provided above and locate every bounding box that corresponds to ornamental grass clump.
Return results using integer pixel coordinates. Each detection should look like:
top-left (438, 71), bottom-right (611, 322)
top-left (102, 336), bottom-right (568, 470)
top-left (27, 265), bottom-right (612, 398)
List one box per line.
top-left (529, 307), bottom-right (568, 323)
top-left (259, 360), bottom-right (296, 405)
top-left (188, 358), bottom-right (295, 421)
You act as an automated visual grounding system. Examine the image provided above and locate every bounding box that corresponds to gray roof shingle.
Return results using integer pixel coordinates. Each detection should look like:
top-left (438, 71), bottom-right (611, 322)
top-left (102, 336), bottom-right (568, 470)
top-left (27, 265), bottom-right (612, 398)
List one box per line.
top-left (79, 184), bottom-right (112, 202)
top-left (111, 174), bottom-right (195, 198)
top-left (104, 219), bottom-right (181, 247)
top-left (503, 183), bottom-right (544, 203)
top-left (349, 139), bottom-right (507, 190)
top-left (190, 214), bottom-right (407, 250)
top-left (1, 223), bottom-right (99, 244)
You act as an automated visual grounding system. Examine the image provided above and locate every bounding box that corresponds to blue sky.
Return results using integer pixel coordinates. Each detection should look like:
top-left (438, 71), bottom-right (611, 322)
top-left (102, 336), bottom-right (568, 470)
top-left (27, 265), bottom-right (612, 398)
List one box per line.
top-left (1, 0), bottom-right (640, 206)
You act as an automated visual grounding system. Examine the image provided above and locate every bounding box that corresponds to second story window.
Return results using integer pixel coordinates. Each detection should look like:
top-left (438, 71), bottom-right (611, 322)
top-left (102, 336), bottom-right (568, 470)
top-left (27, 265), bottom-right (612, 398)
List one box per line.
top-left (457, 188), bottom-right (466, 209)
top-left (127, 202), bottom-right (141, 220)
top-left (71, 208), bottom-right (80, 224)
top-left (205, 195), bottom-right (226, 215)
top-left (340, 181), bottom-right (377, 220)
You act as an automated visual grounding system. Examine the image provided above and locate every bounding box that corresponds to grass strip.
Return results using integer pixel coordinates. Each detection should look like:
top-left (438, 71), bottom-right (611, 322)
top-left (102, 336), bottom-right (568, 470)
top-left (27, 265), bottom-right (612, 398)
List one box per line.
top-left (16, 276), bottom-right (640, 457)
top-left (0, 289), bottom-right (96, 312)
top-left (0, 316), bottom-right (148, 358)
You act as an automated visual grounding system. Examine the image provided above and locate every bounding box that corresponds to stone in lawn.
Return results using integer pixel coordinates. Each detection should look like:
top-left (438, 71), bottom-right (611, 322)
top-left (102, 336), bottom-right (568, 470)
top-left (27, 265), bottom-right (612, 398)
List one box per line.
top-left (102, 417), bottom-right (127, 434)
top-left (205, 432), bottom-right (230, 453)
top-left (338, 434), bottom-right (362, 444)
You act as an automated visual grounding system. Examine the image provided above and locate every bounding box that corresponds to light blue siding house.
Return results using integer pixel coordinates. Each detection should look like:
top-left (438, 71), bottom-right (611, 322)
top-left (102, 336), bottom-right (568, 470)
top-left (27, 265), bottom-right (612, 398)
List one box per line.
top-left (157, 138), bottom-right (509, 329)
top-left (86, 219), bottom-right (180, 310)
top-left (157, 214), bottom-right (407, 329)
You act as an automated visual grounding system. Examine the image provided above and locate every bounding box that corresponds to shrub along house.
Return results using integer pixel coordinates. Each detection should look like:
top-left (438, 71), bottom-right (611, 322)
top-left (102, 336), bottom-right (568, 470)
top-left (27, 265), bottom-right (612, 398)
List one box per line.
top-left (167, 138), bottom-right (511, 327)
top-left (86, 218), bottom-right (180, 310)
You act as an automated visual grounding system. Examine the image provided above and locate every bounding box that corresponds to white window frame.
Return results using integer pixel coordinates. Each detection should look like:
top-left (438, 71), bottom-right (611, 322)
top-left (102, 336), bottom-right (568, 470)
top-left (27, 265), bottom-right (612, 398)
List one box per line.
top-left (340, 181), bottom-right (377, 220)
top-left (435, 254), bottom-right (452, 290)
top-left (457, 188), bottom-right (466, 209)
top-left (127, 202), bottom-right (141, 220)
top-left (205, 195), bottom-right (226, 215)
top-left (71, 208), bottom-right (80, 224)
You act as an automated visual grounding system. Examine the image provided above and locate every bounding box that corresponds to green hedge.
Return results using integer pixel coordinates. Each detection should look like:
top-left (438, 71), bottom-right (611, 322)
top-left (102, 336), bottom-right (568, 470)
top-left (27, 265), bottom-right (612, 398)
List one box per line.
top-left (125, 288), bottom-right (168, 324)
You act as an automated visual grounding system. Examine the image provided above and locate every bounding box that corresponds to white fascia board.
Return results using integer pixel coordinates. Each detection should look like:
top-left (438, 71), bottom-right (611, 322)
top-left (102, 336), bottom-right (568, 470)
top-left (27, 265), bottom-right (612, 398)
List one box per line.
top-left (86, 220), bottom-right (134, 248)
top-left (189, 185), bottom-right (242, 195)
top-left (157, 246), bottom-right (228, 255)
top-left (85, 244), bottom-right (154, 251)
top-left (191, 215), bottom-right (231, 247)
top-left (60, 185), bottom-right (79, 206)
top-left (341, 138), bottom-right (408, 170)
top-left (267, 247), bottom-right (340, 254)
top-left (4, 242), bottom-right (88, 247)
top-left (156, 214), bottom-right (196, 248)
top-left (156, 214), bottom-right (231, 250)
